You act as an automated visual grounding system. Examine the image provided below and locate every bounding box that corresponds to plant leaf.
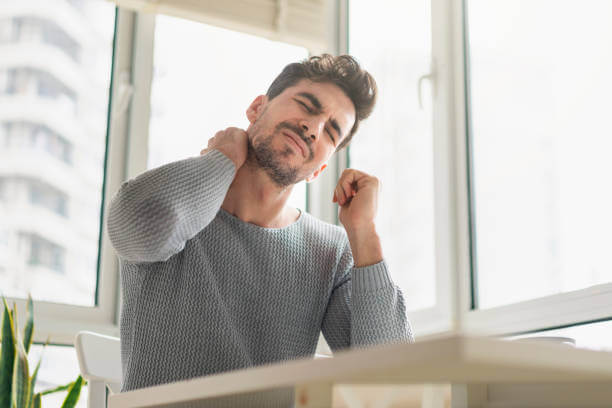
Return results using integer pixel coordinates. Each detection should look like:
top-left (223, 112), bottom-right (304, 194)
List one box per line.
top-left (39, 383), bottom-right (72, 396)
top-left (22, 296), bottom-right (33, 355)
top-left (11, 338), bottom-right (30, 408)
top-left (27, 338), bottom-right (48, 408)
top-left (27, 359), bottom-right (41, 408)
top-left (30, 395), bottom-right (39, 408)
top-left (1, 297), bottom-right (16, 408)
top-left (11, 304), bottom-right (17, 340)
top-left (60, 376), bottom-right (83, 408)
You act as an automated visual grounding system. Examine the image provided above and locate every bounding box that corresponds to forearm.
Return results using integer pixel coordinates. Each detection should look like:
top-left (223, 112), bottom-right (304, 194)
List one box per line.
top-left (345, 224), bottom-right (383, 267)
top-left (321, 240), bottom-right (414, 352)
top-left (322, 263), bottom-right (414, 351)
top-left (107, 150), bottom-right (236, 263)
top-left (351, 262), bottom-right (415, 346)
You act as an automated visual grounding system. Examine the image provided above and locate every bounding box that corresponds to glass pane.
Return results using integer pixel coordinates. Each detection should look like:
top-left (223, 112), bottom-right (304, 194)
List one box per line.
top-left (467, 1), bottom-right (612, 308)
top-left (148, 15), bottom-right (309, 210)
top-left (0, 1), bottom-right (115, 306)
top-left (349, 0), bottom-right (435, 310)
top-left (29, 344), bottom-right (88, 408)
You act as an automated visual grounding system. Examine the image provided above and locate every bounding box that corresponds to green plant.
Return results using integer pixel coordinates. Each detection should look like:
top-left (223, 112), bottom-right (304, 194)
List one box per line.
top-left (1, 295), bottom-right (85, 408)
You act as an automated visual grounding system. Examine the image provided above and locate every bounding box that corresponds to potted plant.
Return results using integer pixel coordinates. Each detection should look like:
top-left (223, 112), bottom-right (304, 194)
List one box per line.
top-left (1, 295), bottom-right (85, 408)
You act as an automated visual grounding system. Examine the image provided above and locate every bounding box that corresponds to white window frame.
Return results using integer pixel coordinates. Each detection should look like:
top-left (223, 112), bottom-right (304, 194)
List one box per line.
top-left (325, 0), bottom-right (463, 337)
top-left (453, 0), bottom-right (612, 336)
top-left (11, 7), bottom-right (150, 345)
top-left (333, 0), bottom-right (612, 339)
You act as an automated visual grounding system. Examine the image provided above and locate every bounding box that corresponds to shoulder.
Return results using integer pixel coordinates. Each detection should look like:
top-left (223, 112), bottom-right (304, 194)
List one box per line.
top-left (298, 211), bottom-right (349, 251)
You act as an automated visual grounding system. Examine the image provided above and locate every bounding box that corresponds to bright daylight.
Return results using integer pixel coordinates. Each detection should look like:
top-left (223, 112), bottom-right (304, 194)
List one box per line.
top-left (1, 0), bottom-right (612, 407)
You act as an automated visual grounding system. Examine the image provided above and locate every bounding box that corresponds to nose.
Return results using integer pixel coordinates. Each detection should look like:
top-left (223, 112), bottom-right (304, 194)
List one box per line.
top-left (299, 118), bottom-right (324, 142)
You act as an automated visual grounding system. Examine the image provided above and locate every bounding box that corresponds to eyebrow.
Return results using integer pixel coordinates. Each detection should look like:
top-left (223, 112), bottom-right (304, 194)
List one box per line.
top-left (297, 92), bottom-right (343, 139)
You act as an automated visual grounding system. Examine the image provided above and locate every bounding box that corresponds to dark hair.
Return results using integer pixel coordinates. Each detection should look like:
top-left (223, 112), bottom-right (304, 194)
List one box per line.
top-left (266, 54), bottom-right (377, 150)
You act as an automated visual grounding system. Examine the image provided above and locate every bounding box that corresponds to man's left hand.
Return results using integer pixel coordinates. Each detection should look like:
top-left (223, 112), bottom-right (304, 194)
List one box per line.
top-left (333, 168), bottom-right (379, 232)
top-left (333, 169), bottom-right (384, 267)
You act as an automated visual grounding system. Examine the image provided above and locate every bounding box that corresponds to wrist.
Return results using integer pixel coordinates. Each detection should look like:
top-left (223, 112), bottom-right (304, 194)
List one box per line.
top-left (215, 147), bottom-right (245, 170)
top-left (345, 222), bottom-right (377, 241)
top-left (346, 224), bottom-right (383, 268)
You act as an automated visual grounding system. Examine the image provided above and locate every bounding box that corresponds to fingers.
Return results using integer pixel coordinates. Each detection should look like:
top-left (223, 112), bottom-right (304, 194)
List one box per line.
top-left (333, 169), bottom-right (368, 206)
top-left (202, 127), bottom-right (249, 168)
top-left (335, 180), bottom-right (351, 206)
top-left (201, 128), bottom-right (238, 155)
top-left (335, 172), bottom-right (352, 205)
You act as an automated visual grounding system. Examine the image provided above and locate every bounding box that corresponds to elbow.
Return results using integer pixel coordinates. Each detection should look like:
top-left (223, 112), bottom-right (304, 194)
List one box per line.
top-left (106, 189), bottom-right (180, 263)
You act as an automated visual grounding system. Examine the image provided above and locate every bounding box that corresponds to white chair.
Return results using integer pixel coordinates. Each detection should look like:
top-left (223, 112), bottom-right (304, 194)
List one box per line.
top-left (75, 331), bottom-right (122, 408)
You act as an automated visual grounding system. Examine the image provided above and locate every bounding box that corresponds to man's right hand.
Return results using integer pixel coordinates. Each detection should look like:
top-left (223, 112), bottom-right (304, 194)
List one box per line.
top-left (200, 127), bottom-right (249, 169)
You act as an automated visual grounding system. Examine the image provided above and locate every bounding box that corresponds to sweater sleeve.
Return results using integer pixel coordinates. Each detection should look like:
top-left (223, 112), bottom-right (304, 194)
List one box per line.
top-left (106, 149), bottom-right (236, 264)
top-left (320, 242), bottom-right (414, 352)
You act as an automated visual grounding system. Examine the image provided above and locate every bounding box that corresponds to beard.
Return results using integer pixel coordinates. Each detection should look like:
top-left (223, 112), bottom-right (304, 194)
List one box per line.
top-left (246, 120), bottom-right (313, 188)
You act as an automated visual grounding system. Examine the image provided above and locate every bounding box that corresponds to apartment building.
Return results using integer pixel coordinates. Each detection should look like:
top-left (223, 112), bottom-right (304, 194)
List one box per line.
top-left (0, 0), bottom-right (113, 306)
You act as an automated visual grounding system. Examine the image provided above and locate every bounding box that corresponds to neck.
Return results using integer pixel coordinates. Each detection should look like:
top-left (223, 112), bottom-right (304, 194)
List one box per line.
top-left (221, 161), bottom-right (300, 228)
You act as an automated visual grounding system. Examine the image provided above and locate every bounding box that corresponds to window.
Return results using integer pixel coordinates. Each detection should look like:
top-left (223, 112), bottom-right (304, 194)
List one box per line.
top-left (466, 0), bottom-right (612, 309)
top-left (37, 70), bottom-right (78, 105)
top-left (349, 0), bottom-right (436, 311)
top-left (32, 123), bottom-right (73, 164)
top-left (148, 15), bottom-right (309, 210)
top-left (3, 68), bottom-right (30, 94)
top-left (0, 18), bottom-right (17, 43)
top-left (0, 0), bottom-right (115, 306)
top-left (29, 180), bottom-right (69, 217)
top-left (0, 67), bottom-right (79, 113)
top-left (0, 16), bottom-right (82, 61)
top-left (2, 121), bottom-right (73, 164)
top-left (27, 233), bottom-right (66, 274)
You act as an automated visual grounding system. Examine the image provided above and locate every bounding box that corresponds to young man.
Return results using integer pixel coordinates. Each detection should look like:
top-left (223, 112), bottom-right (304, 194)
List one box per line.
top-left (107, 54), bottom-right (414, 392)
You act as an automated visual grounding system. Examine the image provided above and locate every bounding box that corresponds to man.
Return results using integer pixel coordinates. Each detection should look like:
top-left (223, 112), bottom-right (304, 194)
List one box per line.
top-left (107, 54), bottom-right (414, 393)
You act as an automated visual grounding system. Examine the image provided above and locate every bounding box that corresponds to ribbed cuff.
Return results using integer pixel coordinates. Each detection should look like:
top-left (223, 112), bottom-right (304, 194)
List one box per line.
top-left (205, 149), bottom-right (237, 173)
top-left (352, 260), bottom-right (394, 293)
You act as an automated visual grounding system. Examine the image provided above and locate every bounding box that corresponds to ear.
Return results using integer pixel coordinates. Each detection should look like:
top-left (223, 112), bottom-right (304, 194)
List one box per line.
top-left (305, 163), bottom-right (327, 183)
top-left (246, 95), bottom-right (268, 124)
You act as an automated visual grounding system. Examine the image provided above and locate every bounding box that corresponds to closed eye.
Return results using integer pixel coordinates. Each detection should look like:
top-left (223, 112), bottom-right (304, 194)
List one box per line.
top-left (325, 128), bottom-right (336, 144)
top-left (295, 98), bottom-right (336, 144)
top-left (296, 100), bottom-right (313, 113)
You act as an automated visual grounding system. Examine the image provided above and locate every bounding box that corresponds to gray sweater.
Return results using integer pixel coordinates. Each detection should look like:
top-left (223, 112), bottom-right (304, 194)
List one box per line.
top-left (107, 149), bottom-right (413, 394)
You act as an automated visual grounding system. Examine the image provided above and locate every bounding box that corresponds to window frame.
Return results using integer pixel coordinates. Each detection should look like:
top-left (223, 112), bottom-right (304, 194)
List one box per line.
top-left (332, 0), bottom-right (462, 336)
top-left (338, 0), bottom-right (612, 338)
top-left (8, 7), bottom-right (140, 345)
top-left (458, 0), bottom-right (612, 336)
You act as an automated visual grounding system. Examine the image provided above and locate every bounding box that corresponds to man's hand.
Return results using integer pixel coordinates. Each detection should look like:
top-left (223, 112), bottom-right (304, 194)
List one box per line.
top-left (200, 127), bottom-right (249, 169)
top-left (333, 169), bottom-right (383, 267)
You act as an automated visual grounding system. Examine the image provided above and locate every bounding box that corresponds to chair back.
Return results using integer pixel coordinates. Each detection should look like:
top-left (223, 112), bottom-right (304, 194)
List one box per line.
top-left (74, 331), bottom-right (121, 408)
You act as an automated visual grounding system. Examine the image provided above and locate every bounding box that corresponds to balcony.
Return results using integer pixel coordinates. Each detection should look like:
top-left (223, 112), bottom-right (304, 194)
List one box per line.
top-left (0, 43), bottom-right (85, 96)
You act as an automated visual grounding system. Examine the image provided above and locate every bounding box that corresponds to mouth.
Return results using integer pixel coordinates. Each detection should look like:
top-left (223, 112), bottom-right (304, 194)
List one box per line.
top-left (282, 131), bottom-right (307, 158)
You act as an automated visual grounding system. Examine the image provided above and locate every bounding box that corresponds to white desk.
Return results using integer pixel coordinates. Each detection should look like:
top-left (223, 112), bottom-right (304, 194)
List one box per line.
top-left (108, 334), bottom-right (612, 408)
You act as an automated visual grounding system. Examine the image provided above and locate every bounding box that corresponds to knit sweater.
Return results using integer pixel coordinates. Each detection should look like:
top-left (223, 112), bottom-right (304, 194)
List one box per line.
top-left (107, 149), bottom-right (414, 394)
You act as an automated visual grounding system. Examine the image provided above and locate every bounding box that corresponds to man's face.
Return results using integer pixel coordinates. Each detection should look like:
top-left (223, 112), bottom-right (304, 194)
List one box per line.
top-left (245, 79), bottom-right (356, 187)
